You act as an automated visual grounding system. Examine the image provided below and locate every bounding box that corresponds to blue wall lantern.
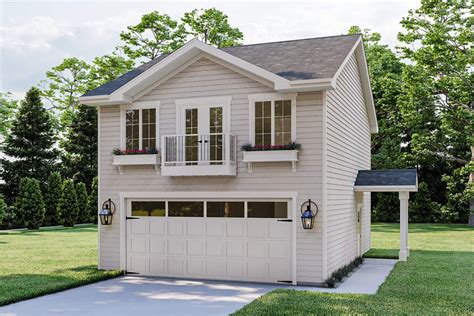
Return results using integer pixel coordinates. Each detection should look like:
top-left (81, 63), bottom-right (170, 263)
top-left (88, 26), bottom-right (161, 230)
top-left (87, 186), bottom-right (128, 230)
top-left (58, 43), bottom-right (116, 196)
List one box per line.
top-left (300, 199), bottom-right (318, 230)
top-left (100, 199), bottom-right (116, 225)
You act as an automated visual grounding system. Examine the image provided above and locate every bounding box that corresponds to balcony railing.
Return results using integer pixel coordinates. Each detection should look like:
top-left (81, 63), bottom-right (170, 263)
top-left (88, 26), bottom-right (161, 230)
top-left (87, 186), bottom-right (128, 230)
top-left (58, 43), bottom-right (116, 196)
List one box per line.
top-left (161, 133), bottom-right (237, 176)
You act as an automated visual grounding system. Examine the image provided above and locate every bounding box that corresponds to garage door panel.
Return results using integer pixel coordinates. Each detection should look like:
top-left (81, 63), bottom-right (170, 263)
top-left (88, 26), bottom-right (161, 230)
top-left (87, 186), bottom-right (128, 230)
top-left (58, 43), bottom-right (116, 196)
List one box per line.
top-left (168, 221), bottom-right (185, 236)
top-left (227, 221), bottom-right (245, 238)
top-left (187, 258), bottom-right (205, 275)
top-left (149, 238), bottom-right (165, 254)
top-left (268, 242), bottom-right (289, 259)
top-left (130, 220), bottom-right (147, 235)
top-left (227, 240), bottom-right (245, 258)
top-left (206, 259), bottom-right (226, 277)
top-left (269, 261), bottom-right (290, 281)
top-left (247, 261), bottom-right (268, 281)
top-left (150, 220), bottom-right (166, 236)
top-left (187, 220), bottom-right (205, 237)
top-left (129, 237), bottom-right (147, 254)
top-left (168, 238), bottom-right (185, 255)
top-left (269, 221), bottom-right (291, 239)
top-left (187, 239), bottom-right (205, 256)
top-left (206, 239), bottom-right (225, 257)
top-left (168, 257), bottom-right (185, 275)
top-left (129, 255), bottom-right (147, 273)
top-left (206, 221), bottom-right (224, 237)
top-left (149, 256), bottom-right (165, 274)
top-left (247, 221), bottom-right (266, 238)
top-left (227, 260), bottom-right (245, 278)
top-left (247, 241), bottom-right (267, 258)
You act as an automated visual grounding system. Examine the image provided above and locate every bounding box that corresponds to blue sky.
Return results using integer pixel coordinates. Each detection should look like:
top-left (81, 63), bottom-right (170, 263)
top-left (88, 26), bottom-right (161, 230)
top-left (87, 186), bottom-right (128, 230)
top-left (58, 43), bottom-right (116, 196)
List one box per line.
top-left (0, 0), bottom-right (419, 98)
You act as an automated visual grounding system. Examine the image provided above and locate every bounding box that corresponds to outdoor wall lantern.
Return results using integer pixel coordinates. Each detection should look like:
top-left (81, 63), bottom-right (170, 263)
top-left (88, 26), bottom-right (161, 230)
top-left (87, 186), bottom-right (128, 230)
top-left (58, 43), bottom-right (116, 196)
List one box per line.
top-left (300, 199), bottom-right (318, 230)
top-left (99, 199), bottom-right (116, 225)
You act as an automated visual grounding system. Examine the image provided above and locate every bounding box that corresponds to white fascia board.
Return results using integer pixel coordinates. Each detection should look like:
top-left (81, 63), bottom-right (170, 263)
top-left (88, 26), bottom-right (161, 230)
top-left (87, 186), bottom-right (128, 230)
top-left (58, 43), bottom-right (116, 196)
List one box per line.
top-left (354, 185), bottom-right (418, 192)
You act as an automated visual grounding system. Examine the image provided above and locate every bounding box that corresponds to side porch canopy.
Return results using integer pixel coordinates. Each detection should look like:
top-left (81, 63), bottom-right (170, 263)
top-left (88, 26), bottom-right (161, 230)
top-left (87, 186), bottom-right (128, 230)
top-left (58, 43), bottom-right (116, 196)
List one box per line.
top-left (354, 169), bottom-right (418, 261)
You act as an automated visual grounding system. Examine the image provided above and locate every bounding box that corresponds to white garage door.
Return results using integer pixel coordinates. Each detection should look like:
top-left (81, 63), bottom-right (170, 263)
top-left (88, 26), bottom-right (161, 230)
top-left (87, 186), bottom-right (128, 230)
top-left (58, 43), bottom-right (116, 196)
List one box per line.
top-left (126, 199), bottom-right (293, 283)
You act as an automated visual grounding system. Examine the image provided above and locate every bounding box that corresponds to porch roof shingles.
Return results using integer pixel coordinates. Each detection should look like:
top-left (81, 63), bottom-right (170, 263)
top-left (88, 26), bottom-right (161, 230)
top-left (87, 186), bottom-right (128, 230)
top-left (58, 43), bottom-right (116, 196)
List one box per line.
top-left (83, 34), bottom-right (360, 97)
top-left (354, 169), bottom-right (418, 187)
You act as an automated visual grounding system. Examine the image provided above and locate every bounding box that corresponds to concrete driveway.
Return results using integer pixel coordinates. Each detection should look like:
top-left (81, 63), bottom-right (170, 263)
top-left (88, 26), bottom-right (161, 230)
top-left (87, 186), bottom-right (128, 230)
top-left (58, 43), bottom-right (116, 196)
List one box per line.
top-left (0, 259), bottom-right (397, 316)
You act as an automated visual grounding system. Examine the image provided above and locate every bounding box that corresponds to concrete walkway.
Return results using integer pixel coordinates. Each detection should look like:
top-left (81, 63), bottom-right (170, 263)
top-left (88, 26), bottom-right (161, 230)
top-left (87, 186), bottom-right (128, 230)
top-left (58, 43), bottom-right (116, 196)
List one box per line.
top-left (0, 259), bottom-right (397, 316)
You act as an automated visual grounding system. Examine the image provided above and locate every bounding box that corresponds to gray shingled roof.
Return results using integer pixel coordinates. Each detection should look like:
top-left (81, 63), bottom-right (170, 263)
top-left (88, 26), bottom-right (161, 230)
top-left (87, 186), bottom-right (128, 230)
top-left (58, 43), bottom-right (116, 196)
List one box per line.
top-left (354, 169), bottom-right (418, 187)
top-left (83, 34), bottom-right (360, 97)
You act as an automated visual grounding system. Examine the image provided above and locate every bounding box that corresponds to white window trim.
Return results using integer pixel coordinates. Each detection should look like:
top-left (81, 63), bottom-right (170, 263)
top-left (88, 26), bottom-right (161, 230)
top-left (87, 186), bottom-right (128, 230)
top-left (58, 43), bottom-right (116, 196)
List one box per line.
top-left (175, 96), bottom-right (232, 134)
top-left (120, 101), bottom-right (160, 150)
top-left (248, 93), bottom-right (297, 145)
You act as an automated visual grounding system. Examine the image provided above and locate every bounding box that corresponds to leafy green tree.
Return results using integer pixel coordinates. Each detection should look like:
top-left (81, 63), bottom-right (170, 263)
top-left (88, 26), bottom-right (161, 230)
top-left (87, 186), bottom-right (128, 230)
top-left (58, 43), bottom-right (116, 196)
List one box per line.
top-left (15, 178), bottom-right (45, 229)
top-left (182, 8), bottom-right (243, 47)
top-left (398, 0), bottom-right (473, 222)
top-left (0, 92), bottom-right (18, 137)
top-left (87, 177), bottom-right (98, 224)
top-left (1, 87), bottom-right (57, 202)
top-left (0, 194), bottom-right (5, 224)
top-left (119, 11), bottom-right (186, 61)
top-left (61, 104), bottom-right (97, 187)
top-left (75, 182), bottom-right (89, 223)
top-left (58, 179), bottom-right (79, 227)
top-left (89, 53), bottom-right (135, 86)
top-left (43, 172), bottom-right (62, 226)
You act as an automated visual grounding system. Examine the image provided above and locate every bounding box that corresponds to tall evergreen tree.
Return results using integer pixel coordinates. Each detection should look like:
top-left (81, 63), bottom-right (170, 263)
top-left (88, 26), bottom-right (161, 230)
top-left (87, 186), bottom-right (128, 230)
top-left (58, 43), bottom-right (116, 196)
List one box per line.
top-left (61, 104), bottom-right (97, 187)
top-left (87, 177), bottom-right (98, 224)
top-left (1, 87), bottom-right (57, 202)
top-left (0, 194), bottom-right (5, 224)
top-left (15, 178), bottom-right (45, 229)
top-left (75, 182), bottom-right (89, 223)
top-left (43, 172), bottom-right (62, 226)
top-left (58, 179), bottom-right (78, 227)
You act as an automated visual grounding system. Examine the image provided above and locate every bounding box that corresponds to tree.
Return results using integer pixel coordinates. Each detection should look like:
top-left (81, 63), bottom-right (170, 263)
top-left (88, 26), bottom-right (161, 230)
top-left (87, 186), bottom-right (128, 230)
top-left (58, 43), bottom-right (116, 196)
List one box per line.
top-left (89, 53), bottom-right (135, 87)
top-left (181, 8), bottom-right (243, 47)
top-left (87, 177), bottom-right (98, 224)
top-left (119, 11), bottom-right (186, 61)
top-left (61, 104), bottom-right (97, 187)
top-left (0, 194), bottom-right (5, 224)
top-left (58, 179), bottom-right (79, 227)
top-left (75, 182), bottom-right (89, 223)
top-left (398, 0), bottom-right (473, 222)
top-left (1, 87), bottom-right (57, 202)
top-left (43, 172), bottom-right (62, 226)
top-left (15, 178), bottom-right (45, 229)
top-left (0, 92), bottom-right (18, 137)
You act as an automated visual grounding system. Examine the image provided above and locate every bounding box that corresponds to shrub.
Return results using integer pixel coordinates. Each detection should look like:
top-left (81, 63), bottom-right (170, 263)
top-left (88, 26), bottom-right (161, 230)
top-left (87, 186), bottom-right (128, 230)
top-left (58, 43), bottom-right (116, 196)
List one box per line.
top-left (87, 177), bottom-right (98, 224)
top-left (0, 194), bottom-right (5, 224)
top-left (58, 179), bottom-right (79, 227)
top-left (325, 256), bottom-right (364, 288)
top-left (43, 172), bottom-right (62, 226)
top-left (15, 178), bottom-right (45, 229)
top-left (75, 182), bottom-right (89, 223)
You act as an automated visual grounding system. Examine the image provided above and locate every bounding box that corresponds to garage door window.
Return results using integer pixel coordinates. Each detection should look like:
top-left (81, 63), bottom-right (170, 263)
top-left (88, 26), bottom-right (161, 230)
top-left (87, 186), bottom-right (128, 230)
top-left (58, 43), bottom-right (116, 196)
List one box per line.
top-left (247, 202), bottom-right (288, 218)
top-left (131, 201), bottom-right (165, 216)
top-left (168, 201), bottom-right (204, 217)
top-left (207, 202), bottom-right (244, 217)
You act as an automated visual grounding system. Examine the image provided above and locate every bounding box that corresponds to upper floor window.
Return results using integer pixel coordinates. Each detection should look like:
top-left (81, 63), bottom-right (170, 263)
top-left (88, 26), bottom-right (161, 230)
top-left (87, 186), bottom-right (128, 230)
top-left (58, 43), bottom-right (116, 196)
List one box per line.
top-left (250, 94), bottom-right (296, 146)
top-left (120, 102), bottom-right (159, 150)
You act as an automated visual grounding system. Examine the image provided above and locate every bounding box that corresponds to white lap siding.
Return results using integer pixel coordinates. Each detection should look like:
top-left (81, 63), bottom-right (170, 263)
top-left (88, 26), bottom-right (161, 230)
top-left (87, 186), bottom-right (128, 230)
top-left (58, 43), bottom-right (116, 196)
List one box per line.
top-left (98, 57), bottom-right (325, 284)
top-left (325, 53), bottom-right (371, 276)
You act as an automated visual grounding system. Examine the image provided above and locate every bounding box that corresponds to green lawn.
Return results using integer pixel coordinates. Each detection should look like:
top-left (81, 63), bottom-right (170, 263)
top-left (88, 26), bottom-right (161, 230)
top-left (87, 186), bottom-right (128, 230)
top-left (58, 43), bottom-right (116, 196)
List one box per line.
top-left (0, 225), bottom-right (121, 306)
top-left (233, 223), bottom-right (474, 315)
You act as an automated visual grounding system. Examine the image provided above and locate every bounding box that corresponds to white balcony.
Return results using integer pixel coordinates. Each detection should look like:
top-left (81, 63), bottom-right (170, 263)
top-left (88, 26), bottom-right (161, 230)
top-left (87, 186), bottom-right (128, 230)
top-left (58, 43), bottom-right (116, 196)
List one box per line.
top-left (161, 133), bottom-right (237, 176)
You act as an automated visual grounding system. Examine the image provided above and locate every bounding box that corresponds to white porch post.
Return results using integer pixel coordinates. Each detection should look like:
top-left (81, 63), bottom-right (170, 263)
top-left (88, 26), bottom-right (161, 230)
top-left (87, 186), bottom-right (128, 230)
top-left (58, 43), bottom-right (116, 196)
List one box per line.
top-left (399, 191), bottom-right (409, 261)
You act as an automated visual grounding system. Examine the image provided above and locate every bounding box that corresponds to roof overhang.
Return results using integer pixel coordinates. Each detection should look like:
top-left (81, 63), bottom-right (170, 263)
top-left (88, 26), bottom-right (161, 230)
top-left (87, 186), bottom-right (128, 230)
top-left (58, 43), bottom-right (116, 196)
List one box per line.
top-left (79, 38), bottom-right (337, 107)
top-left (354, 169), bottom-right (418, 192)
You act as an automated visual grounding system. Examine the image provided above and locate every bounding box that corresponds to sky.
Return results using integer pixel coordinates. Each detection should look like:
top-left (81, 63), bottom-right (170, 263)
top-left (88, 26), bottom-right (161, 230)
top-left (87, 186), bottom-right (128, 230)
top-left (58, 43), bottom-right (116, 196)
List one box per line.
top-left (0, 0), bottom-right (420, 99)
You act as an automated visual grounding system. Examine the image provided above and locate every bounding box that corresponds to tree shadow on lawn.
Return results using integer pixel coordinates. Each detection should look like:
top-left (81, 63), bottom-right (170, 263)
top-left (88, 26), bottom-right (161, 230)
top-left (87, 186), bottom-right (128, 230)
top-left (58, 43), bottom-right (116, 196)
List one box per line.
top-left (0, 265), bottom-right (120, 306)
top-left (364, 248), bottom-right (399, 259)
top-left (0, 226), bottom-right (97, 237)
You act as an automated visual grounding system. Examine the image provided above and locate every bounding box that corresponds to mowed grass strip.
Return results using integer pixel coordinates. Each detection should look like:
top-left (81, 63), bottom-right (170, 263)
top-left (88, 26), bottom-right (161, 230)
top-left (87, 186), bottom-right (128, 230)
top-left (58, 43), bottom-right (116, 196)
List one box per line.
top-left (0, 225), bottom-right (121, 306)
top-left (233, 223), bottom-right (474, 315)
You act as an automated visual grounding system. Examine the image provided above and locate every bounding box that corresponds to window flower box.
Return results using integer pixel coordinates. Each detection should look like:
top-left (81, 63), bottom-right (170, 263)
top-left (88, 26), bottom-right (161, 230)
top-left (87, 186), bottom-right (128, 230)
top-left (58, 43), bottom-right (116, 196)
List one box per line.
top-left (242, 145), bottom-right (299, 173)
top-left (112, 148), bottom-right (160, 175)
